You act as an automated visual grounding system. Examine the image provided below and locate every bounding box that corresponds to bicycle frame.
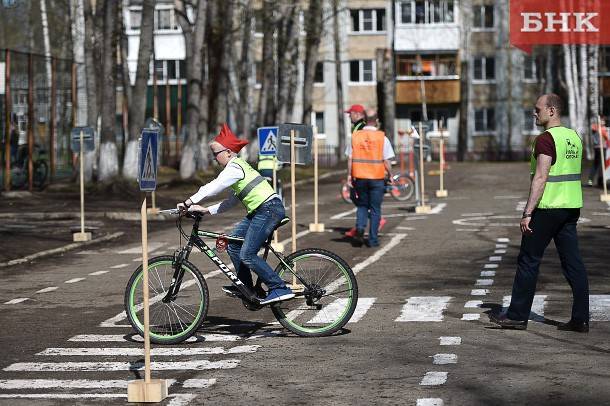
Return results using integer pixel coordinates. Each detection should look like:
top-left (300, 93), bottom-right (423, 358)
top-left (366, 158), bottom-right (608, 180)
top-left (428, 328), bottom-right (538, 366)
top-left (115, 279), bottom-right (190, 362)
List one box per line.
top-left (163, 213), bottom-right (308, 305)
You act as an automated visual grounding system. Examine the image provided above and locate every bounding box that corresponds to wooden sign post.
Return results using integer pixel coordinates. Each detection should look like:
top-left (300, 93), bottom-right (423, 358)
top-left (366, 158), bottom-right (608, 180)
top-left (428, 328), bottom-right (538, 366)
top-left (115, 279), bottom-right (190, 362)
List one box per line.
top-left (73, 129), bottom-right (92, 242)
top-left (290, 129), bottom-right (298, 286)
top-left (415, 122), bottom-right (431, 213)
top-left (598, 115), bottom-right (610, 202)
top-left (309, 122), bottom-right (324, 232)
top-left (271, 162), bottom-right (284, 252)
top-left (436, 119), bottom-right (448, 198)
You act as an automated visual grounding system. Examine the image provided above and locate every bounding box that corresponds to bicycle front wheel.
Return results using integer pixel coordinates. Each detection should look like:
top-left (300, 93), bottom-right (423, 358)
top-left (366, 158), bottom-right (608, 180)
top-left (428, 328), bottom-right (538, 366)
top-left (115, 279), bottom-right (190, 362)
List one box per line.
top-left (390, 174), bottom-right (415, 201)
top-left (272, 248), bottom-right (358, 337)
top-left (124, 255), bottom-right (209, 345)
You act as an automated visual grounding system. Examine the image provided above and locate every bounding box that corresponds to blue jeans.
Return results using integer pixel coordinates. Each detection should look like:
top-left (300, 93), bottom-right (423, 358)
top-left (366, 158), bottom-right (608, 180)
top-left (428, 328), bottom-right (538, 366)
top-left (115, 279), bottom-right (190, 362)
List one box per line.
top-left (226, 198), bottom-right (287, 291)
top-left (353, 178), bottom-right (385, 245)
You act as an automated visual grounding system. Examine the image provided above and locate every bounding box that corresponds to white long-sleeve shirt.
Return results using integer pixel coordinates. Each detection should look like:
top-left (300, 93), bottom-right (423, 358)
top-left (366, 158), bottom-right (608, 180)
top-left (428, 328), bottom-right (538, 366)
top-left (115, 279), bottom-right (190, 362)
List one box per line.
top-left (188, 157), bottom-right (278, 215)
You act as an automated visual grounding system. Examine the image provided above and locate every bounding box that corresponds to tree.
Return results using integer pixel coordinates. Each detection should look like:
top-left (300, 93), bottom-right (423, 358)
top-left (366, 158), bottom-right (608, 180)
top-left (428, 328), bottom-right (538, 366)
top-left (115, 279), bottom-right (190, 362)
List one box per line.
top-left (122, 0), bottom-right (155, 179)
top-left (301, 0), bottom-right (323, 125)
top-left (332, 0), bottom-right (346, 162)
top-left (457, 0), bottom-right (471, 161)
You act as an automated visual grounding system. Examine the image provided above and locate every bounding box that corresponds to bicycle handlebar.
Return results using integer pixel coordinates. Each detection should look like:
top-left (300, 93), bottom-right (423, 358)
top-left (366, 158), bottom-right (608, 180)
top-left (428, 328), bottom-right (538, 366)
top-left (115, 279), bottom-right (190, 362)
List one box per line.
top-left (159, 208), bottom-right (205, 220)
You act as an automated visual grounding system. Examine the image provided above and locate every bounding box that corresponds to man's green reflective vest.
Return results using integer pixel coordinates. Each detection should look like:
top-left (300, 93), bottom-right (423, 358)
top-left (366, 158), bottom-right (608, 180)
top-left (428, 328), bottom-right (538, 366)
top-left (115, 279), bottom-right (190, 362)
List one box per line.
top-left (230, 158), bottom-right (276, 214)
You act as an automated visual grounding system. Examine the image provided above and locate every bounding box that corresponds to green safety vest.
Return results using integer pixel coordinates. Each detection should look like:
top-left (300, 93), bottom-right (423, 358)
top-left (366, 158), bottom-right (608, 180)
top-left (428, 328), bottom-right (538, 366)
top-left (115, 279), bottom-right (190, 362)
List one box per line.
top-left (257, 154), bottom-right (279, 171)
top-left (230, 157), bottom-right (276, 214)
top-left (352, 121), bottom-right (365, 134)
top-left (530, 126), bottom-right (583, 209)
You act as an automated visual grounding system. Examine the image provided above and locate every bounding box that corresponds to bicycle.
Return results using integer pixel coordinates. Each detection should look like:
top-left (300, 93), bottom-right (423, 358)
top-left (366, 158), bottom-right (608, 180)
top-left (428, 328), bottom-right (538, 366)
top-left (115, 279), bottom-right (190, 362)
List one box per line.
top-left (341, 174), bottom-right (415, 204)
top-left (10, 144), bottom-right (48, 190)
top-left (124, 209), bottom-right (359, 344)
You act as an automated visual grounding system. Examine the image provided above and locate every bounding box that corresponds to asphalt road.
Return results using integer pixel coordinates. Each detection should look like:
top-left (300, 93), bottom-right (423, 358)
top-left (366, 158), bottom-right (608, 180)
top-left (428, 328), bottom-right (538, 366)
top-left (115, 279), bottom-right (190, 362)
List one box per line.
top-left (1, 162), bottom-right (609, 406)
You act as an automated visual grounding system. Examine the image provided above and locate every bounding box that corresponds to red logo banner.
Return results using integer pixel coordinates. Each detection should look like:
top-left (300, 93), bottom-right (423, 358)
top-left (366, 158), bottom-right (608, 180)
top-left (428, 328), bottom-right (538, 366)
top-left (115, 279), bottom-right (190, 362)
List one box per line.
top-left (510, 0), bottom-right (610, 52)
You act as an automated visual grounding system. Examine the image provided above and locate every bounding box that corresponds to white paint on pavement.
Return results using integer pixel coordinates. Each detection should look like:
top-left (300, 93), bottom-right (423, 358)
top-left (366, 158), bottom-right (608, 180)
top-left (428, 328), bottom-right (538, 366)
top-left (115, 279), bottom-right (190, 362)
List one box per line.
top-left (4, 298), bottom-right (28, 304)
top-left (489, 256), bottom-right (502, 262)
top-left (4, 360), bottom-right (240, 372)
top-left (464, 300), bottom-right (483, 308)
top-left (484, 264), bottom-right (498, 269)
top-left (37, 345), bottom-right (259, 357)
top-left (110, 263), bottom-right (129, 269)
top-left (395, 296), bottom-right (452, 322)
top-left (432, 354), bottom-right (457, 364)
top-left (69, 333), bottom-right (242, 343)
top-left (430, 203), bottom-right (447, 214)
top-left (0, 379), bottom-right (176, 390)
top-left (396, 226), bottom-right (415, 230)
top-left (167, 394), bottom-right (198, 406)
top-left (417, 399), bottom-right (444, 406)
top-left (0, 394), bottom-right (127, 399)
top-left (497, 238), bottom-right (510, 243)
top-left (307, 298), bottom-right (375, 324)
top-left (88, 270), bottom-right (108, 276)
top-left (496, 244), bottom-right (508, 249)
top-left (461, 313), bottom-right (480, 321)
top-left (480, 271), bottom-right (496, 277)
top-left (36, 287), bottom-right (58, 293)
top-left (461, 212), bottom-right (493, 217)
top-left (503, 295), bottom-right (546, 321)
top-left (182, 379), bottom-right (217, 389)
top-left (494, 249), bottom-right (507, 254)
top-left (476, 279), bottom-right (494, 286)
top-left (117, 242), bottom-right (165, 254)
top-left (330, 208), bottom-right (356, 220)
top-left (65, 278), bottom-right (85, 284)
top-left (420, 372), bottom-right (448, 386)
top-left (590, 295), bottom-right (610, 321)
top-left (471, 289), bottom-right (489, 296)
top-left (349, 298), bottom-right (376, 323)
top-left (439, 337), bottom-right (461, 346)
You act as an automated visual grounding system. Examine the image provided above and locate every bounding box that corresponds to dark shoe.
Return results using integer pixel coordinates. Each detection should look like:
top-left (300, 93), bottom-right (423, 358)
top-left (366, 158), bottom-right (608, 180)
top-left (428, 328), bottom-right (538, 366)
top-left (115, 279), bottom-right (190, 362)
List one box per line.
top-left (557, 319), bottom-right (589, 333)
top-left (490, 313), bottom-right (528, 330)
top-left (365, 240), bottom-right (380, 248)
top-left (353, 229), bottom-right (365, 247)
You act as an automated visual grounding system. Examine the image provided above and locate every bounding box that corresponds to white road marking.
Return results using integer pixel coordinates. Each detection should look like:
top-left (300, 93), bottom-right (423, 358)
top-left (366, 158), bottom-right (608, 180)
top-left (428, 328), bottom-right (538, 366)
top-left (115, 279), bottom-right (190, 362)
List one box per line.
top-left (590, 295), bottom-right (610, 321)
top-left (494, 249), bottom-right (506, 254)
top-left (117, 242), bottom-right (166, 254)
top-left (430, 203), bottom-right (447, 214)
top-left (456, 228), bottom-right (487, 232)
top-left (503, 295), bottom-right (546, 321)
top-left (4, 298), bottom-right (28, 304)
top-left (497, 238), bottom-right (510, 243)
top-left (330, 208), bottom-right (356, 220)
top-left (307, 298), bottom-right (375, 324)
top-left (69, 333), bottom-right (242, 343)
top-left (489, 256), bottom-right (502, 262)
top-left (110, 263), bottom-right (129, 269)
top-left (65, 278), bottom-right (85, 284)
top-left (471, 289), bottom-right (489, 296)
top-left (342, 214), bottom-right (427, 220)
top-left (420, 372), bottom-right (448, 386)
top-left (88, 270), bottom-right (108, 276)
top-left (475, 279), bottom-right (494, 286)
top-left (36, 286), bottom-right (58, 293)
top-left (484, 264), bottom-right (498, 269)
top-left (439, 337), bottom-right (461, 346)
top-left (395, 296), bottom-right (452, 322)
top-left (480, 271), bottom-right (496, 277)
top-left (464, 300), bottom-right (483, 308)
top-left (417, 399), bottom-right (444, 406)
top-left (182, 379), bottom-right (217, 389)
top-left (167, 394), bottom-right (198, 406)
top-left (349, 298), bottom-right (376, 323)
top-left (37, 345), bottom-right (259, 357)
top-left (4, 360), bottom-right (240, 372)
top-left (515, 201), bottom-right (527, 211)
top-left (461, 212), bottom-right (493, 217)
top-left (432, 354), bottom-right (457, 364)
top-left (396, 226), bottom-right (415, 230)
top-left (0, 394), bottom-right (128, 399)
top-left (461, 313), bottom-right (480, 321)
top-left (496, 244), bottom-right (508, 249)
top-left (0, 379), bottom-right (177, 390)
top-left (494, 195), bottom-right (523, 199)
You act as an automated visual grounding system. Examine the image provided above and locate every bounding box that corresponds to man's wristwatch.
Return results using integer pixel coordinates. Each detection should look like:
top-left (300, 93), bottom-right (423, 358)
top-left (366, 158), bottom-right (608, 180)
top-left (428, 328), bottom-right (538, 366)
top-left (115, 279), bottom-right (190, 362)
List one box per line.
top-left (522, 212), bottom-right (532, 219)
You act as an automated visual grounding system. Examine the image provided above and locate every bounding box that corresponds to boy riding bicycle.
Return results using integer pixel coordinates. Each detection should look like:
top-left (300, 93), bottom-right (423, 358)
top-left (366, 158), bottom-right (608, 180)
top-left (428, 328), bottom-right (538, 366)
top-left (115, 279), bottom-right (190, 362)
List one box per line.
top-left (177, 124), bottom-right (294, 305)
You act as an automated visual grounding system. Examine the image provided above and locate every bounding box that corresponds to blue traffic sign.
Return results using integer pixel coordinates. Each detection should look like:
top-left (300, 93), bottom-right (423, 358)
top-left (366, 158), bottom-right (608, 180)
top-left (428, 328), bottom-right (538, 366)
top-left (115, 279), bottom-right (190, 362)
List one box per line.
top-left (138, 129), bottom-right (159, 192)
top-left (257, 126), bottom-right (279, 156)
top-left (70, 127), bottom-right (95, 153)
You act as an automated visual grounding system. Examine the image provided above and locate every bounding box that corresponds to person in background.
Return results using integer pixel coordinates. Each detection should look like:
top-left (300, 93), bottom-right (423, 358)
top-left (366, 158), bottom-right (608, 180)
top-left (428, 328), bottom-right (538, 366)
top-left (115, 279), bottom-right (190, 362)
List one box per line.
top-left (587, 116), bottom-right (608, 187)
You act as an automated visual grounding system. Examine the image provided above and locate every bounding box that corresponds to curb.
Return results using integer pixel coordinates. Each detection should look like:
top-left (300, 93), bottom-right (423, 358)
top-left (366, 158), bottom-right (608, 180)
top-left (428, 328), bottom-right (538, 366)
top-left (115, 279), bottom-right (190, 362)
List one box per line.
top-left (0, 231), bottom-right (125, 268)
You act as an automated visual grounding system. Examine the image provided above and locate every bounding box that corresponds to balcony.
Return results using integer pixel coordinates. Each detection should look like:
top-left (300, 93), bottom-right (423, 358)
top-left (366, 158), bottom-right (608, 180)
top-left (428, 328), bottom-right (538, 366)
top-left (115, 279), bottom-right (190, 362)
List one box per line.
top-left (395, 78), bottom-right (460, 104)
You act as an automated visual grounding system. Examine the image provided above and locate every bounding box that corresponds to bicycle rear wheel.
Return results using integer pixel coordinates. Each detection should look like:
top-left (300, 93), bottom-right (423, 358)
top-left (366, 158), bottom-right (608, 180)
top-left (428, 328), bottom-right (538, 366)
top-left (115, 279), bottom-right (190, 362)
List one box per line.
top-left (340, 183), bottom-right (352, 204)
top-left (124, 255), bottom-right (209, 345)
top-left (271, 248), bottom-right (358, 337)
top-left (390, 174), bottom-right (415, 201)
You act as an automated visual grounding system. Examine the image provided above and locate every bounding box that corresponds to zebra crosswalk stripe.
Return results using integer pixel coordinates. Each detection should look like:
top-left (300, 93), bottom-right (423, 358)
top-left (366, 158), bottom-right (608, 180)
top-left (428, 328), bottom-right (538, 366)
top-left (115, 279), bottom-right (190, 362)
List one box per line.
top-left (4, 360), bottom-right (240, 372)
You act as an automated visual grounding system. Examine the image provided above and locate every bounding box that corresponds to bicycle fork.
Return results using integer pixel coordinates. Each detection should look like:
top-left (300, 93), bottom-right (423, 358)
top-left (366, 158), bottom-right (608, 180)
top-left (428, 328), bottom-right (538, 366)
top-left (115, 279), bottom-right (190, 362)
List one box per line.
top-left (162, 246), bottom-right (192, 303)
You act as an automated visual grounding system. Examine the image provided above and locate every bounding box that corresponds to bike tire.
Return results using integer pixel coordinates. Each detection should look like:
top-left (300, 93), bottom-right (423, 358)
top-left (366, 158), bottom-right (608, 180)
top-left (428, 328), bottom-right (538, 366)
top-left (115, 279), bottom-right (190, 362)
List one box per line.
top-left (340, 183), bottom-right (352, 204)
top-left (390, 174), bottom-right (415, 201)
top-left (124, 255), bottom-right (209, 345)
top-left (271, 248), bottom-right (358, 337)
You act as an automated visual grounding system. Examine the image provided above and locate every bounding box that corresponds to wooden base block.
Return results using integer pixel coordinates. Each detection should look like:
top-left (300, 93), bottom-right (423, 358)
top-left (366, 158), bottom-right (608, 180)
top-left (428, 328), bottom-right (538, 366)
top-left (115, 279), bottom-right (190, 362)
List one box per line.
top-left (415, 205), bottom-right (432, 214)
top-left (127, 379), bottom-right (169, 403)
top-left (309, 223), bottom-right (325, 232)
top-left (601, 194), bottom-right (610, 202)
top-left (73, 232), bottom-right (92, 242)
top-left (147, 207), bottom-right (160, 215)
top-left (287, 284), bottom-right (305, 293)
top-left (436, 190), bottom-right (448, 198)
top-left (428, 169), bottom-right (440, 176)
top-left (271, 242), bottom-right (284, 252)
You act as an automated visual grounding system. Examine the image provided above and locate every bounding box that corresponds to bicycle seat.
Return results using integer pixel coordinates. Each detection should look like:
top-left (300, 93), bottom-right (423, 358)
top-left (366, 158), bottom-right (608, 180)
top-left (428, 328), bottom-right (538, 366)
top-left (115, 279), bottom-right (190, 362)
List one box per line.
top-left (274, 216), bottom-right (290, 231)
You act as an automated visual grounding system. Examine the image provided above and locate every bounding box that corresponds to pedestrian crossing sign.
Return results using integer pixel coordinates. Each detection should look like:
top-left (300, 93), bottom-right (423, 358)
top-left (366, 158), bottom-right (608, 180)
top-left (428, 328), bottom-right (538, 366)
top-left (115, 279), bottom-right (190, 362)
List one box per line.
top-left (258, 126), bottom-right (279, 156)
top-left (138, 129), bottom-right (159, 192)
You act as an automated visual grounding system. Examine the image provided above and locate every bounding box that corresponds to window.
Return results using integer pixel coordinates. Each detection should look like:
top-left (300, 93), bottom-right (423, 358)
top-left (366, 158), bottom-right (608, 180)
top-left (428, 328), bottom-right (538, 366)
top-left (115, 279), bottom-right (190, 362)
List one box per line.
top-left (350, 9), bottom-right (386, 32)
top-left (154, 60), bottom-right (164, 81)
top-left (349, 60), bottom-right (376, 83)
top-left (523, 109), bottom-right (536, 132)
top-left (314, 62), bottom-right (324, 83)
top-left (155, 8), bottom-right (177, 31)
top-left (129, 8), bottom-right (142, 30)
top-left (601, 47), bottom-right (610, 74)
top-left (396, 54), bottom-right (457, 77)
top-left (315, 112), bottom-right (325, 134)
top-left (148, 60), bottom-right (184, 83)
top-left (167, 60), bottom-right (177, 80)
top-left (473, 5), bottom-right (494, 29)
top-left (473, 56), bottom-right (495, 81)
top-left (399, 1), bottom-right (455, 25)
top-left (474, 108), bottom-right (495, 132)
top-left (523, 55), bottom-right (537, 81)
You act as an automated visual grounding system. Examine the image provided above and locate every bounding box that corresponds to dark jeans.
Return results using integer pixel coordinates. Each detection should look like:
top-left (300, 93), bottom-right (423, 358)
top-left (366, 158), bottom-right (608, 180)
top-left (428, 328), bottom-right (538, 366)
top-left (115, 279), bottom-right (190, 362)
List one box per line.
top-left (353, 178), bottom-right (385, 245)
top-left (227, 198), bottom-right (287, 291)
top-left (507, 208), bottom-right (589, 323)
top-left (587, 153), bottom-right (603, 186)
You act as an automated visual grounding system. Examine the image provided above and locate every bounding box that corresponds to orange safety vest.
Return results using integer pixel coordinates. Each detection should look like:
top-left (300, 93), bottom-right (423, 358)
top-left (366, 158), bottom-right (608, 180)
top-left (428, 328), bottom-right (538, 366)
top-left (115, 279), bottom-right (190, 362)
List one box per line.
top-left (351, 130), bottom-right (385, 179)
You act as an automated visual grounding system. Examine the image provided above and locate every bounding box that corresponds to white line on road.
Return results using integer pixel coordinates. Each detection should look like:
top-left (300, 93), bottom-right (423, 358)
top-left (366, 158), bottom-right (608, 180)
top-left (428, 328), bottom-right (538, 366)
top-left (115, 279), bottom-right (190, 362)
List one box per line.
top-left (307, 298), bottom-right (375, 325)
top-left (497, 238), bottom-right (510, 243)
top-left (88, 270), bottom-right (108, 276)
top-left (432, 354), bottom-right (458, 364)
top-left (395, 296), bottom-right (452, 322)
top-left (439, 337), bottom-right (461, 346)
top-left (494, 249), bottom-right (507, 254)
top-left (489, 256), bottom-right (502, 262)
top-left (110, 263), bottom-right (129, 269)
top-left (4, 360), bottom-right (240, 372)
top-left (503, 295), bottom-right (546, 321)
top-left (117, 242), bottom-right (166, 254)
top-left (480, 271), bottom-right (496, 277)
top-left (484, 264), bottom-right (498, 269)
top-left (330, 208), bottom-right (356, 220)
top-left (430, 203), bottom-right (447, 214)
top-left (420, 372), bottom-right (448, 386)
top-left (396, 226), bottom-right (415, 230)
top-left (65, 278), bottom-right (85, 284)
top-left (167, 394), bottom-right (198, 406)
top-left (36, 287), bottom-right (58, 293)
top-left (461, 313), bottom-right (480, 321)
top-left (475, 279), bottom-right (494, 286)
top-left (471, 289), bottom-right (489, 296)
top-left (496, 244), bottom-right (508, 249)
top-left (461, 212), bottom-right (493, 217)
top-left (69, 333), bottom-right (242, 343)
top-left (4, 298), bottom-right (28, 304)
top-left (494, 195), bottom-right (523, 199)
top-left (464, 300), bottom-right (483, 308)
top-left (0, 379), bottom-right (177, 390)
top-left (590, 295), bottom-right (610, 321)
top-left (0, 394), bottom-right (128, 399)
top-left (417, 398), bottom-right (444, 406)
top-left (349, 298), bottom-right (376, 323)
top-left (182, 379), bottom-right (217, 389)
top-left (37, 345), bottom-right (259, 357)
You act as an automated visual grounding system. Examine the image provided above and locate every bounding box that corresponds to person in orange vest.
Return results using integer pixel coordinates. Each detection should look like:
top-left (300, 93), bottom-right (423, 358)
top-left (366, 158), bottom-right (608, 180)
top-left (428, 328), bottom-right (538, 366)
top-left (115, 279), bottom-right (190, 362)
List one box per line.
top-left (587, 117), bottom-right (609, 187)
top-left (346, 108), bottom-right (395, 247)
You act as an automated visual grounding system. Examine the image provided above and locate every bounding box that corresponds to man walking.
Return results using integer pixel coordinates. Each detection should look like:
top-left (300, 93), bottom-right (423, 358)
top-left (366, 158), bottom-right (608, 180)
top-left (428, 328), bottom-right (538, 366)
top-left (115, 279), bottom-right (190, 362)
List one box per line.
top-left (491, 94), bottom-right (589, 332)
top-left (346, 109), bottom-right (395, 247)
